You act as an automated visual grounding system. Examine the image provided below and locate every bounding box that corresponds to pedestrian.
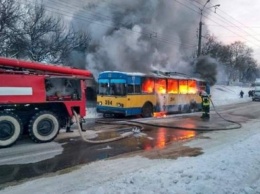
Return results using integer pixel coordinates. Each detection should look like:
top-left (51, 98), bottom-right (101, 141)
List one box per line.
top-left (240, 90), bottom-right (244, 98)
top-left (200, 91), bottom-right (210, 119)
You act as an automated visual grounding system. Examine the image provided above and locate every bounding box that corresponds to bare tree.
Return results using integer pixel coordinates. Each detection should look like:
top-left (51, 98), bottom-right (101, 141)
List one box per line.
top-left (201, 36), bottom-right (260, 84)
top-left (10, 2), bottom-right (90, 65)
top-left (0, 0), bottom-right (22, 56)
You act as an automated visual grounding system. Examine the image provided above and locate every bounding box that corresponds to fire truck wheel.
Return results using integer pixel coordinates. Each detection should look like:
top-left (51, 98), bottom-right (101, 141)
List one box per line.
top-left (141, 102), bottom-right (153, 118)
top-left (28, 111), bottom-right (59, 143)
top-left (0, 111), bottom-right (22, 148)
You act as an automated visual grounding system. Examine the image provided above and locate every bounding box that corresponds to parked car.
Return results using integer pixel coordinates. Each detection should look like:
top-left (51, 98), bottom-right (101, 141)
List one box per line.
top-left (252, 90), bottom-right (260, 101)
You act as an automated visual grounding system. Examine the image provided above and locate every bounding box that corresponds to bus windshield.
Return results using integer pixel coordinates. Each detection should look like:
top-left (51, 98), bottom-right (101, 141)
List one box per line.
top-left (98, 78), bottom-right (126, 96)
top-left (110, 79), bottom-right (126, 96)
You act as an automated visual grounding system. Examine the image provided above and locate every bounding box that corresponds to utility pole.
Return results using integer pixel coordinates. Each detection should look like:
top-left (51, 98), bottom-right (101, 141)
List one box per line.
top-left (197, 0), bottom-right (220, 57)
top-left (197, 19), bottom-right (203, 57)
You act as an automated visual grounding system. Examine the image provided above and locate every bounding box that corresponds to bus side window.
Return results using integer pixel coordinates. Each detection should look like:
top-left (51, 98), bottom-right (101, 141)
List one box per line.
top-left (128, 84), bottom-right (134, 94)
top-left (179, 80), bottom-right (188, 94)
top-left (135, 85), bottom-right (141, 93)
top-left (142, 78), bottom-right (154, 93)
top-left (127, 84), bottom-right (141, 94)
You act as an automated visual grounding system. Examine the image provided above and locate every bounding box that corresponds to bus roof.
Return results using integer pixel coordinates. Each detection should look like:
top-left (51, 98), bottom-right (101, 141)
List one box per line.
top-left (99, 71), bottom-right (205, 81)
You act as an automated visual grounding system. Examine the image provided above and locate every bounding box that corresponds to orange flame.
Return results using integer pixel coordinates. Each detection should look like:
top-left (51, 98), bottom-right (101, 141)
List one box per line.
top-left (155, 79), bottom-right (166, 94)
top-left (142, 78), bottom-right (154, 93)
top-left (142, 78), bottom-right (199, 94)
top-left (153, 112), bottom-right (167, 118)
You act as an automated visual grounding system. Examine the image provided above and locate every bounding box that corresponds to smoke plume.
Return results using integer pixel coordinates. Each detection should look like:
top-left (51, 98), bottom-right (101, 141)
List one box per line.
top-left (195, 56), bottom-right (217, 86)
top-left (43, 0), bottom-right (217, 79)
top-left (66, 0), bottom-right (209, 78)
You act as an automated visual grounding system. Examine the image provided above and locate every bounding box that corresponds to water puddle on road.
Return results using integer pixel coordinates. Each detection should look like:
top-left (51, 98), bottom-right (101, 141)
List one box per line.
top-left (0, 125), bottom-right (201, 188)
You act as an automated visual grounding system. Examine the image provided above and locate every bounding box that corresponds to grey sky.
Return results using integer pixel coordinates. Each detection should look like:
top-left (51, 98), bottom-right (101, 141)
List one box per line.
top-left (206, 0), bottom-right (260, 64)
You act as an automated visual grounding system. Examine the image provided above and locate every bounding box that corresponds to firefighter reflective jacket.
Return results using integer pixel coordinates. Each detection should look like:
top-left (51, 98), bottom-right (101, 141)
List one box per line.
top-left (202, 96), bottom-right (210, 106)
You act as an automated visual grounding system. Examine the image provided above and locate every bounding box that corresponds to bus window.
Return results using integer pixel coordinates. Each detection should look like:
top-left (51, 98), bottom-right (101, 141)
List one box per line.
top-left (110, 79), bottom-right (126, 96)
top-left (98, 82), bottom-right (109, 95)
top-left (155, 79), bottom-right (166, 94)
top-left (128, 84), bottom-right (141, 94)
top-left (188, 80), bottom-right (197, 94)
top-left (142, 78), bottom-right (154, 93)
top-left (167, 79), bottom-right (178, 94)
top-left (198, 81), bottom-right (206, 93)
top-left (179, 80), bottom-right (188, 94)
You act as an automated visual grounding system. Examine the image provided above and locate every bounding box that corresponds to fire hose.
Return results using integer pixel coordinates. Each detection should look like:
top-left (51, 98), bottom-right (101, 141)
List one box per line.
top-left (74, 97), bottom-right (242, 144)
top-left (73, 110), bottom-right (143, 144)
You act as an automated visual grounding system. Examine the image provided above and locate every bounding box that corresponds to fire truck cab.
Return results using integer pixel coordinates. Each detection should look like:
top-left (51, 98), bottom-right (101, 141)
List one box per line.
top-left (0, 57), bottom-right (93, 148)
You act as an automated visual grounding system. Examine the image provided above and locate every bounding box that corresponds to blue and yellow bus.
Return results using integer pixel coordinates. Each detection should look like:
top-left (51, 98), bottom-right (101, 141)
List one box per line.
top-left (96, 71), bottom-right (208, 118)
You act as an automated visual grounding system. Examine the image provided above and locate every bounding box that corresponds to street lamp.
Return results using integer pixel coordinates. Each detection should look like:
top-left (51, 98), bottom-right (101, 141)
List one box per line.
top-left (197, 0), bottom-right (220, 57)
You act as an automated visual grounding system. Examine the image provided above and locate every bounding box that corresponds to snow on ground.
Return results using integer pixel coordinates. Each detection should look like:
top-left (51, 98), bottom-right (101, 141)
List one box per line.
top-left (2, 85), bottom-right (260, 194)
top-left (211, 85), bottom-right (252, 106)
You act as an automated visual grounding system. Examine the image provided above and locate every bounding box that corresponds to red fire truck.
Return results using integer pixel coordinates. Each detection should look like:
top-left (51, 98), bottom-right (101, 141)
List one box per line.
top-left (0, 57), bottom-right (93, 148)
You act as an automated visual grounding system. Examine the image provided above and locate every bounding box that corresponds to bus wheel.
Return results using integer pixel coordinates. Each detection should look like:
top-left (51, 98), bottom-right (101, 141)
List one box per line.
top-left (0, 111), bottom-right (22, 148)
top-left (141, 103), bottom-right (153, 118)
top-left (28, 111), bottom-right (59, 143)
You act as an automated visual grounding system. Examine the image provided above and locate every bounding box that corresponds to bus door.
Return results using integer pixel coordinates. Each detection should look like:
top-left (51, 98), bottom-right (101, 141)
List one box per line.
top-left (167, 79), bottom-right (179, 112)
top-left (126, 76), bottom-right (142, 112)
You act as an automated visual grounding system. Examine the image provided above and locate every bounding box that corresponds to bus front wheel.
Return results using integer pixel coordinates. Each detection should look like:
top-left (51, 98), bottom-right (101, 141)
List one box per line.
top-left (141, 103), bottom-right (153, 118)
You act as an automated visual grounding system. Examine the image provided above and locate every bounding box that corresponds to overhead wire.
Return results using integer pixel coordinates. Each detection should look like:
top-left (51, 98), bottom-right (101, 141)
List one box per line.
top-left (183, 0), bottom-right (260, 47)
top-left (41, 0), bottom-right (197, 49)
top-left (21, 0), bottom-right (260, 50)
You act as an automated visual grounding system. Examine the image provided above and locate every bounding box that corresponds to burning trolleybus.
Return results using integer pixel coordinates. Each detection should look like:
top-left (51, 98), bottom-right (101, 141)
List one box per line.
top-left (96, 71), bottom-right (207, 118)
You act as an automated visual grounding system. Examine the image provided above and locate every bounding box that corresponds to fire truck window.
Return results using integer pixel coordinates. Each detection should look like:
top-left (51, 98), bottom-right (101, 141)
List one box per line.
top-left (45, 78), bottom-right (81, 101)
top-left (45, 80), bottom-right (53, 92)
top-left (64, 79), bottom-right (73, 88)
top-left (167, 79), bottom-right (178, 94)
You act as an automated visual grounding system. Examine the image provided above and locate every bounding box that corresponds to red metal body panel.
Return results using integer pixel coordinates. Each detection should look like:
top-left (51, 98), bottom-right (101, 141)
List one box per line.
top-left (0, 57), bottom-right (92, 118)
top-left (0, 57), bottom-right (92, 77)
top-left (0, 74), bottom-right (46, 103)
top-left (0, 74), bottom-right (87, 117)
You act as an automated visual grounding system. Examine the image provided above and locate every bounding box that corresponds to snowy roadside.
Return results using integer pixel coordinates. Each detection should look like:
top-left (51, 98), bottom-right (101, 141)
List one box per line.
top-left (2, 85), bottom-right (260, 194)
top-left (2, 119), bottom-right (260, 194)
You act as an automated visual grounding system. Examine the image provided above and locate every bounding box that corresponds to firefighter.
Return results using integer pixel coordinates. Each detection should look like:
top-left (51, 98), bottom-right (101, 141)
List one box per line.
top-left (200, 91), bottom-right (210, 119)
top-left (66, 117), bottom-right (85, 132)
top-left (66, 120), bottom-right (74, 133)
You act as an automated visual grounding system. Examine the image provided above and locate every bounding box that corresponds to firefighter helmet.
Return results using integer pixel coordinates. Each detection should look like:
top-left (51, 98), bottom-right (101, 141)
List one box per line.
top-left (201, 91), bottom-right (208, 97)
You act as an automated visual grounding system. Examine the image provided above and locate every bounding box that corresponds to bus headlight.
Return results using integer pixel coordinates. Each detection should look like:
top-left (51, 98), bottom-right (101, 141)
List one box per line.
top-left (117, 103), bottom-right (124, 107)
top-left (97, 101), bottom-right (102, 105)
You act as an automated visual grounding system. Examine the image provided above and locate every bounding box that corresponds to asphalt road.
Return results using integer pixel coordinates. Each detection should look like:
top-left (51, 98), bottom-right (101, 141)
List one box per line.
top-left (1, 101), bottom-right (260, 188)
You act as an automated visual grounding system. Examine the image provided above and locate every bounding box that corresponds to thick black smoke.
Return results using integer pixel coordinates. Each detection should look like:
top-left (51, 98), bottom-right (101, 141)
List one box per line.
top-left (68, 0), bottom-right (208, 78)
top-left (43, 0), bottom-right (216, 79)
top-left (195, 56), bottom-right (217, 86)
